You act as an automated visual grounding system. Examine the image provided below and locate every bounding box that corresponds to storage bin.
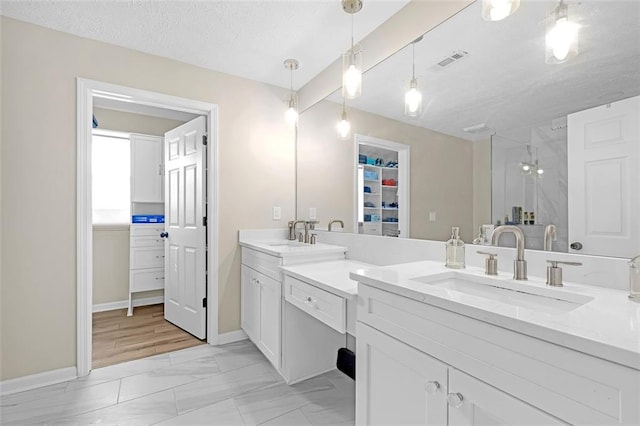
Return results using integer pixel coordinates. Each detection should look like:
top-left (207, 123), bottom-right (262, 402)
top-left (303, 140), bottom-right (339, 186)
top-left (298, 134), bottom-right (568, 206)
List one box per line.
top-left (132, 215), bottom-right (165, 223)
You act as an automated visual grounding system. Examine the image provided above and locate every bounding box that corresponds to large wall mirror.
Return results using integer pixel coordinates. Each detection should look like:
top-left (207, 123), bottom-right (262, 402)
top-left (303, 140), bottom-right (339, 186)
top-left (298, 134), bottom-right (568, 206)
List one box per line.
top-left (297, 0), bottom-right (640, 258)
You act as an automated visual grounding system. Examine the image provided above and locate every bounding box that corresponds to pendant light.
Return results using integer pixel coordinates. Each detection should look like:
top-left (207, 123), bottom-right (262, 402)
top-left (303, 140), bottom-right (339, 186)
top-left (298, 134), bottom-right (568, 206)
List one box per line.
top-left (336, 100), bottom-right (351, 140)
top-left (545, 0), bottom-right (579, 64)
top-left (404, 37), bottom-right (423, 117)
top-left (283, 59), bottom-right (299, 129)
top-left (482, 0), bottom-right (520, 22)
top-left (342, 0), bottom-right (363, 99)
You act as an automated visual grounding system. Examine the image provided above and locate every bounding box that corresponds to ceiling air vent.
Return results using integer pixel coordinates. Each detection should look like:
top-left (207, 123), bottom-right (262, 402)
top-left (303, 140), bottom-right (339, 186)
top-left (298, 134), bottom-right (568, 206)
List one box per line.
top-left (434, 50), bottom-right (469, 69)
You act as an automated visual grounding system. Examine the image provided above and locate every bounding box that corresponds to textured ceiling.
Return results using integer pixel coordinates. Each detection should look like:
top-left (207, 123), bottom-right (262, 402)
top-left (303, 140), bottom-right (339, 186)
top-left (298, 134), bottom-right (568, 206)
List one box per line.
top-left (328, 0), bottom-right (640, 142)
top-left (0, 0), bottom-right (409, 90)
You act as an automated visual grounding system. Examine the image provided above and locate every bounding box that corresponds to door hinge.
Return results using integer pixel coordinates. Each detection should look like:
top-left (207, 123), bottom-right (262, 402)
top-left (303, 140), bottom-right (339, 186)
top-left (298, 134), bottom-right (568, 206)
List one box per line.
top-left (202, 297), bottom-right (207, 308)
top-left (202, 135), bottom-right (208, 146)
top-left (203, 216), bottom-right (207, 227)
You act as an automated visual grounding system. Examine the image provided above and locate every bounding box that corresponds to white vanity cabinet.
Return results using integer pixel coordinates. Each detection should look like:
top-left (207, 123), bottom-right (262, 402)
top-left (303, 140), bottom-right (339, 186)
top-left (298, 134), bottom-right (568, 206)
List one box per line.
top-left (240, 244), bottom-right (346, 372)
top-left (356, 283), bottom-right (640, 425)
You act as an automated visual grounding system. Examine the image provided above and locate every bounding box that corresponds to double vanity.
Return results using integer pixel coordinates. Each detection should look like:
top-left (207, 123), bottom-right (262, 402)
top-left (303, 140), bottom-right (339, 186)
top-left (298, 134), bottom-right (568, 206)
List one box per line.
top-left (239, 229), bottom-right (640, 425)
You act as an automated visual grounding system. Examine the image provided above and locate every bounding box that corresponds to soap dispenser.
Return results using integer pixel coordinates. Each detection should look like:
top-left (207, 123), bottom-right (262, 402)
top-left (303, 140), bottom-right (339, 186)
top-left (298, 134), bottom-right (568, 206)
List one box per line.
top-left (445, 227), bottom-right (465, 269)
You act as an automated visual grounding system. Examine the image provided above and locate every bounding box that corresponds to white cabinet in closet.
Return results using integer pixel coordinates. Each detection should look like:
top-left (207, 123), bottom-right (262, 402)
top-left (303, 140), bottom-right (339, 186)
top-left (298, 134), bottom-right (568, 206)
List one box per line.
top-left (128, 224), bottom-right (165, 316)
top-left (131, 135), bottom-right (163, 203)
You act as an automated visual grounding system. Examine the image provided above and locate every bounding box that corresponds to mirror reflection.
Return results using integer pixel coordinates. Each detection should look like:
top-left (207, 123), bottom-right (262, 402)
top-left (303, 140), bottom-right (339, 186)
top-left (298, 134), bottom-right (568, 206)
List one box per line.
top-left (297, 0), bottom-right (640, 258)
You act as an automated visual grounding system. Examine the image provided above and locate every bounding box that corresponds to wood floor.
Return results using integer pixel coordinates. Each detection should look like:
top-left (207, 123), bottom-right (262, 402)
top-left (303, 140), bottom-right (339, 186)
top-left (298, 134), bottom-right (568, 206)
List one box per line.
top-left (92, 304), bottom-right (205, 369)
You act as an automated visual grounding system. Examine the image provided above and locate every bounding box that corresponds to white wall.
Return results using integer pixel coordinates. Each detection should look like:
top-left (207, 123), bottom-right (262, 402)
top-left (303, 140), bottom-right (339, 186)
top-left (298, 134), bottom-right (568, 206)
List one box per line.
top-left (0, 17), bottom-right (295, 380)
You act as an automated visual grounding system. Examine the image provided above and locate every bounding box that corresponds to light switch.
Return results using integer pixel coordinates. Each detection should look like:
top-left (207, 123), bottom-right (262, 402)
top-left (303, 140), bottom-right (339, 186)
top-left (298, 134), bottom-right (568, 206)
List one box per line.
top-left (273, 206), bottom-right (281, 221)
top-left (429, 211), bottom-right (437, 222)
top-left (309, 207), bottom-right (317, 220)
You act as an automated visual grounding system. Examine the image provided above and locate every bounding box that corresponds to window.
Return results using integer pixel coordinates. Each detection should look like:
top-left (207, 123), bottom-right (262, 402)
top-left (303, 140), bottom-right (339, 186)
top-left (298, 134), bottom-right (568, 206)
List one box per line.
top-left (92, 132), bottom-right (130, 224)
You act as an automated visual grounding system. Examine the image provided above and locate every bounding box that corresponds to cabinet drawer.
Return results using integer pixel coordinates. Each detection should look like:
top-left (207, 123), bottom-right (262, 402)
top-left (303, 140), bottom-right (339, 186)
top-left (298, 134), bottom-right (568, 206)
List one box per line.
top-left (131, 247), bottom-right (164, 269)
top-left (361, 223), bottom-right (382, 235)
top-left (241, 248), bottom-right (282, 281)
top-left (130, 224), bottom-right (165, 237)
top-left (131, 235), bottom-right (164, 248)
top-left (130, 268), bottom-right (164, 292)
top-left (284, 275), bottom-right (346, 333)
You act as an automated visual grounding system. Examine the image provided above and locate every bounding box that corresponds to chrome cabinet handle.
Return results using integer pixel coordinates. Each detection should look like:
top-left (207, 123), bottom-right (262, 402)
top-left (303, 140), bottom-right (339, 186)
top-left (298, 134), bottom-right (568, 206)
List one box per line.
top-left (425, 381), bottom-right (440, 394)
top-left (447, 393), bottom-right (464, 408)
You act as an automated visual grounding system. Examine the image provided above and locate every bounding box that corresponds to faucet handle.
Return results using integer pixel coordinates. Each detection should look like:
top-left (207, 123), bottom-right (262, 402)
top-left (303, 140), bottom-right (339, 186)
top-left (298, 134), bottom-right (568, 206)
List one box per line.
top-left (546, 260), bottom-right (582, 287)
top-left (477, 251), bottom-right (498, 276)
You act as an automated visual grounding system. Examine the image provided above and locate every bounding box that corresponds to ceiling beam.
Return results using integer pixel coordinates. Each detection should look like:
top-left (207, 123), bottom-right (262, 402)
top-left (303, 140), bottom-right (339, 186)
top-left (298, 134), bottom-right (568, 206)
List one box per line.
top-left (297, 0), bottom-right (474, 112)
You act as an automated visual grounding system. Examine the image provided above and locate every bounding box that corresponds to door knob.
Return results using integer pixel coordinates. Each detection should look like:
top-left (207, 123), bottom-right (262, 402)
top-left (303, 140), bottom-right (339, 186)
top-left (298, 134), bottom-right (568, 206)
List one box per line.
top-left (447, 393), bottom-right (464, 408)
top-left (570, 242), bottom-right (583, 250)
top-left (160, 232), bottom-right (169, 238)
top-left (425, 381), bottom-right (440, 394)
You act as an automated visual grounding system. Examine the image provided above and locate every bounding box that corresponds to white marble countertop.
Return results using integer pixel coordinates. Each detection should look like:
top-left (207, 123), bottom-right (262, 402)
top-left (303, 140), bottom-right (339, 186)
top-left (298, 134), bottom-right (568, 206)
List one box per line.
top-left (239, 240), bottom-right (347, 258)
top-left (351, 260), bottom-right (640, 370)
top-left (281, 260), bottom-right (376, 301)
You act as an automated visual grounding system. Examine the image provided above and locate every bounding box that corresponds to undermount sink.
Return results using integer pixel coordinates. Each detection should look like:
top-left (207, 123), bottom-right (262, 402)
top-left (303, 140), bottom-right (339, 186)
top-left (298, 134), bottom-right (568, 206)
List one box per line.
top-left (265, 241), bottom-right (307, 247)
top-left (411, 273), bottom-right (593, 314)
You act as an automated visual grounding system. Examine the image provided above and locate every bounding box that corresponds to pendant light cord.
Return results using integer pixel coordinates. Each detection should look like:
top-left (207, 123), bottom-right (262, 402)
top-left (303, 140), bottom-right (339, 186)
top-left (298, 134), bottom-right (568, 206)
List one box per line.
top-left (412, 42), bottom-right (416, 79)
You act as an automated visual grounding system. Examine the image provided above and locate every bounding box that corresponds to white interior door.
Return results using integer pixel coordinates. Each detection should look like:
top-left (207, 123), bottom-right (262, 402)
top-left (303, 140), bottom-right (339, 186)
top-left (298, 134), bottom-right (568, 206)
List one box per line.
top-left (164, 116), bottom-right (207, 339)
top-left (567, 96), bottom-right (639, 258)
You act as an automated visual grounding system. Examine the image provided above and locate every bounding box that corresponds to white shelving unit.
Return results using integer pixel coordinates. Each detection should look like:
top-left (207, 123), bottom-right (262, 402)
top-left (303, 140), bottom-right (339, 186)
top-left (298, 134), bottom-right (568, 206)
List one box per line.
top-left (356, 136), bottom-right (409, 238)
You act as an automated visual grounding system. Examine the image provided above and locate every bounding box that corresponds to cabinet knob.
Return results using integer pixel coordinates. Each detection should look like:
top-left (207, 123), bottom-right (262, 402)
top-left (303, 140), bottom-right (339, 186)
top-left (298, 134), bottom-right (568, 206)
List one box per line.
top-left (160, 232), bottom-right (169, 238)
top-left (425, 381), bottom-right (440, 394)
top-left (446, 393), bottom-right (464, 408)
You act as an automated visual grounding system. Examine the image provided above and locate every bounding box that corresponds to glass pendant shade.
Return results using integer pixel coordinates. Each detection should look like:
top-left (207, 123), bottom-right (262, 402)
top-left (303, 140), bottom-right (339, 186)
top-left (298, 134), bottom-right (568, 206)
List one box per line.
top-left (342, 44), bottom-right (363, 99)
top-left (284, 94), bottom-right (298, 129)
top-left (482, 0), bottom-right (520, 22)
top-left (336, 108), bottom-right (351, 140)
top-left (404, 77), bottom-right (423, 117)
top-left (545, 2), bottom-right (579, 64)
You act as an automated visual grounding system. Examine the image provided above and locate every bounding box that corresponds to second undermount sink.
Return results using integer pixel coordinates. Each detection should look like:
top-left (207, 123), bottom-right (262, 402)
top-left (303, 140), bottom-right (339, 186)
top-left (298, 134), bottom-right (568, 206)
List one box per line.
top-left (411, 273), bottom-right (593, 314)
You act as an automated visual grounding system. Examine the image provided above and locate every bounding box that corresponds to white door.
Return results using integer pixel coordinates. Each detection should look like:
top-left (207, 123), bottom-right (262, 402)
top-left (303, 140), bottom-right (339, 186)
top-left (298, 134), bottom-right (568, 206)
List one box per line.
top-left (258, 271), bottom-right (281, 368)
top-left (356, 322), bottom-right (448, 425)
top-left (448, 369), bottom-right (565, 425)
top-left (164, 116), bottom-right (207, 339)
top-left (240, 265), bottom-right (260, 343)
top-left (567, 96), bottom-right (639, 257)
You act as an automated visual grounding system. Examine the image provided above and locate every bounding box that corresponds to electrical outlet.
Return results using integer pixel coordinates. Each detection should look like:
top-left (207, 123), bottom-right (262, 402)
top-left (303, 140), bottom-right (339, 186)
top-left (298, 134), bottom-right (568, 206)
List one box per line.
top-left (273, 206), bottom-right (281, 221)
top-left (309, 207), bottom-right (317, 220)
top-left (429, 211), bottom-right (437, 222)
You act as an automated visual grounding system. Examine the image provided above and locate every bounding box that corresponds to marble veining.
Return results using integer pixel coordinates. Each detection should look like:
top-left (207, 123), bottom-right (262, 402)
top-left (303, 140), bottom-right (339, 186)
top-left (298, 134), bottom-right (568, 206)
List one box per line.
top-left (0, 340), bottom-right (355, 425)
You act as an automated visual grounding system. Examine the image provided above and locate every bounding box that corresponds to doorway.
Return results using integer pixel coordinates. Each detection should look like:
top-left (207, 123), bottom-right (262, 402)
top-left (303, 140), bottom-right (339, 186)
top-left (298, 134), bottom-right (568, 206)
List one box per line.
top-left (77, 79), bottom-right (219, 377)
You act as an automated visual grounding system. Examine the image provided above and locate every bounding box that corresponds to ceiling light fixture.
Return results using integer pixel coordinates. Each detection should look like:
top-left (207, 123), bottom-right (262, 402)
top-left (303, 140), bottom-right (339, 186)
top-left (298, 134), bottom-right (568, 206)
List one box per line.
top-left (404, 37), bottom-right (423, 118)
top-left (520, 145), bottom-right (544, 176)
top-left (482, 0), bottom-right (520, 22)
top-left (283, 59), bottom-right (299, 129)
top-left (337, 100), bottom-right (351, 140)
top-left (545, 0), bottom-right (579, 64)
top-left (342, 0), bottom-right (363, 99)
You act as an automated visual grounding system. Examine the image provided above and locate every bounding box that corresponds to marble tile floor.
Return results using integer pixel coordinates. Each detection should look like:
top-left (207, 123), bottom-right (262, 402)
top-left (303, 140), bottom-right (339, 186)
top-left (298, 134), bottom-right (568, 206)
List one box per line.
top-left (0, 340), bottom-right (355, 426)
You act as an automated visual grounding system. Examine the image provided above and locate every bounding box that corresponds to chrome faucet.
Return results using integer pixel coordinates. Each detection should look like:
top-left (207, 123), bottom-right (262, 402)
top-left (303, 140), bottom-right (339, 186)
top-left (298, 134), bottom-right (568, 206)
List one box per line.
top-left (289, 220), bottom-right (305, 241)
top-left (328, 219), bottom-right (344, 232)
top-left (491, 225), bottom-right (527, 280)
top-left (544, 224), bottom-right (556, 251)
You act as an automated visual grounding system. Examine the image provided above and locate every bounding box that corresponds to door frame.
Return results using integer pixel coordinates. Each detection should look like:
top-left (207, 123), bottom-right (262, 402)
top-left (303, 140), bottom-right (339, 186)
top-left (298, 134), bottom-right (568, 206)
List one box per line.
top-left (76, 78), bottom-right (219, 377)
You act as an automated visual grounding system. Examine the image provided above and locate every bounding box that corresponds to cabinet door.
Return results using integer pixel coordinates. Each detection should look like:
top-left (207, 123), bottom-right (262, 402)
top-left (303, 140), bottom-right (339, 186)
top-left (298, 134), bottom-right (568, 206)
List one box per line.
top-left (240, 265), bottom-right (260, 343)
top-left (258, 271), bottom-right (281, 369)
top-left (448, 369), bottom-right (566, 426)
top-left (356, 322), bottom-right (447, 425)
top-left (131, 135), bottom-right (163, 202)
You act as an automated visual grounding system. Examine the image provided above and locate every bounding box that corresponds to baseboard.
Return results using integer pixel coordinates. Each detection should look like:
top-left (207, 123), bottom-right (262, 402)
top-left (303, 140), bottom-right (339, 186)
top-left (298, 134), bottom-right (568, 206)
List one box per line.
top-left (217, 329), bottom-right (248, 345)
top-left (92, 296), bottom-right (164, 313)
top-left (0, 366), bottom-right (77, 396)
